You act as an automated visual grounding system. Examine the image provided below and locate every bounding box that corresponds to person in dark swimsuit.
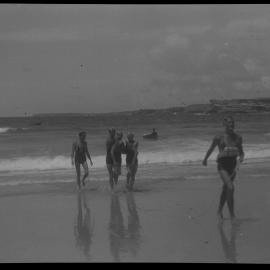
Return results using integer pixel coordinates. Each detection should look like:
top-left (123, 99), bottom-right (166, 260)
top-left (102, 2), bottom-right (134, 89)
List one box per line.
top-left (203, 116), bottom-right (244, 220)
top-left (71, 131), bottom-right (93, 190)
top-left (125, 133), bottom-right (138, 191)
top-left (111, 131), bottom-right (125, 188)
top-left (106, 128), bottom-right (116, 189)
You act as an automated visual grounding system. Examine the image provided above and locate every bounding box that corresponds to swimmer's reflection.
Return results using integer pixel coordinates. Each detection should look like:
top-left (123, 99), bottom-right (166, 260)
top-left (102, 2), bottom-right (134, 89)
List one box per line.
top-left (109, 193), bottom-right (125, 262)
top-left (218, 221), bottom-right (240, 263)
top-left (74, 191), bottom-right (94, 260)
top-left (108, 192), bottom-right (141, 262)
top-left (126, 192), bottom-right (141, 256)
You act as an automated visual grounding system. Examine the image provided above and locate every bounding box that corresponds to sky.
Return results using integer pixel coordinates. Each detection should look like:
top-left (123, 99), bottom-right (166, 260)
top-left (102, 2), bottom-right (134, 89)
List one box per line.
top-left (1, 4), bottom-right (270, 116)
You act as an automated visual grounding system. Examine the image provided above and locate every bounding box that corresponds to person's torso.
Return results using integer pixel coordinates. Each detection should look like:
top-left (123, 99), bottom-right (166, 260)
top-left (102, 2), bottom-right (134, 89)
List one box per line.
top-left (106, 138), bottom-right (115, 155)
top-left (113, 141), bottom-right (125, 162)
top-left (126, 141), bottom-right (138, 164)
top-left (75, 141), bottom-right (87, 156)
top-left (217, 133), bottom-right (240, 159)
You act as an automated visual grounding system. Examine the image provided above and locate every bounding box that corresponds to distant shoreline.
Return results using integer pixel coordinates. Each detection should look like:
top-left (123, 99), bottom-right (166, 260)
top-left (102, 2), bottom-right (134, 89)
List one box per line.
top-left (2, 97), bottom-right (270, 119)
top-left (31, 97), bottom-right (270, 117)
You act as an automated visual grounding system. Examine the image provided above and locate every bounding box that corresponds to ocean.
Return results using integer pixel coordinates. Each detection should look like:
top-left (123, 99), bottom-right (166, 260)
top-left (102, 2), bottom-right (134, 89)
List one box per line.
top-left (0, 112), bottom-right (270, 187)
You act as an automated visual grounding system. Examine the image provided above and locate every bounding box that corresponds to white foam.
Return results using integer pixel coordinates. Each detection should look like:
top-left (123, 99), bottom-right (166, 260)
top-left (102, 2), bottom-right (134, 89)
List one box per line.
top-left (0, 150), bottom-right (212, 173)
top-left (0, 143), bottom-right (270, 173)
top-left (0, 127), bottom-right (11, 134)
top-left (0, 127), bottom-right (29, 134)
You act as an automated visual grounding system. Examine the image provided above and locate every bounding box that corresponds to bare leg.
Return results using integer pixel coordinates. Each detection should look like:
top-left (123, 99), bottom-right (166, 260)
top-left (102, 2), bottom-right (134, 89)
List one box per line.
top-left (126, 168), bottom-right (131, 189)
top-left (129, 175), bottom-right (135, 191)
top-left (219, 170), bottom-right (235, 219)
top-left (128, 165), bottom-right (137, 191)
top-left (75, 162), bottom-right (81, 189)
top-left (107, 164), bottom-right (114, 190)
top-left (226, 185), bottom-right (235, 219)
top-left (218, 184), bottom-right (227, 219)
top-left (113, 166), bottom-right (120, 185)
top-left (114, 174), bottom-right (119, 185)
top-left (81, 162), bottom-right (89, 187)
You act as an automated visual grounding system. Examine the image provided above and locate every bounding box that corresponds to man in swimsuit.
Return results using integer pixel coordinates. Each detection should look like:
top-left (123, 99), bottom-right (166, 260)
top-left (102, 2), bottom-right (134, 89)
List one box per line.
top-left (202, 116), bottom-right (244, 220)
top-left (106, 128), bottom-right (116, 189)
top-left (125, 132), bottom-right (138, 191)
top-left (71, 131), bottom-right (93, 190)
top-left (111, 131), bottom-right (125, 188)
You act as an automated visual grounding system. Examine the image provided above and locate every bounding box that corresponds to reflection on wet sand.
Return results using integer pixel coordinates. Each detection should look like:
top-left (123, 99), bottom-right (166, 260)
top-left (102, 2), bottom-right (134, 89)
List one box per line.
top-left (218, 221), bottom-right (239, 263)
top-left (218, 218), bottom-right (259, 263)
top-left (108, 192), bottom-right (141, 262)
top-left (74, 191), bottom-right (94, 260)
top-left (126, 192), bottom-right (141, 257)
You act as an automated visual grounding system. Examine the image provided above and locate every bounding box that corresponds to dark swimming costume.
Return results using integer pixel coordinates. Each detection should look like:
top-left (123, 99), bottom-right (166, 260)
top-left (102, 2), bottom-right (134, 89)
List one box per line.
top-left (216, 134), bottom-right (240, 180)
top-left (74, 142), bottom-right (87, 164)
top-left (106, 138), bottom-right (115, 165)
top-left (125, 140), bottom-right (138, 165)
top-left (217, 157), bottom-right (237, 180)
top-left (112, 141), bottom-right (125, 164)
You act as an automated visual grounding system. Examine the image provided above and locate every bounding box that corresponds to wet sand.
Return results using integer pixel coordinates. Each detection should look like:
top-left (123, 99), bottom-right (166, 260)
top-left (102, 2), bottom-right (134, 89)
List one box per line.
top-left (0, 161), bottom-right (270, 262)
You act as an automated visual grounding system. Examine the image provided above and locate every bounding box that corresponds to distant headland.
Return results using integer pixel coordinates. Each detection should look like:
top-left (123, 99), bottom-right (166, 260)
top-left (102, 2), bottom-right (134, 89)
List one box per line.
top-left (33, 97), bottom-right (270, 118)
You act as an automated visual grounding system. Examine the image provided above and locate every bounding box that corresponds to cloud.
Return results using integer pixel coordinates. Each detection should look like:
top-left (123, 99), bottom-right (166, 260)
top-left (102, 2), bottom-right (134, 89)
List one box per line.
top-left (221, 17), bottom-right (270, 39)
top-left (165, 33), bottom-right (190, 49)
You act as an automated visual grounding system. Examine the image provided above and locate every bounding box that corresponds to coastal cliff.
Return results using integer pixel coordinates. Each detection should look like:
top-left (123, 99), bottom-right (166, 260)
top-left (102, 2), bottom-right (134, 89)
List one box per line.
top-left (32, 98), bottom-right (270, 123)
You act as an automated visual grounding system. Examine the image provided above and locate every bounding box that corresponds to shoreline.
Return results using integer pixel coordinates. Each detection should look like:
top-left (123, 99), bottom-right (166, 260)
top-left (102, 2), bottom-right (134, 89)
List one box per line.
top-left (0, 156), bottom-right (269, 191)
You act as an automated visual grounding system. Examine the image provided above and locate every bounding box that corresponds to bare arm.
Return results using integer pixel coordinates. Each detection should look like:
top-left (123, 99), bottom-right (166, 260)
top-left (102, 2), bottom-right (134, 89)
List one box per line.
top-left (131, 142), bottom-right (138, 165)
top-left (71, 142), bottom-right (76, 165)
top-left (238, 136), bottom-right (244, 162)
top-left (85, 142), bottom-right (93, 165)
top-left (203, 136), bottom-right (218, 166)
top-left (111, 143), bottom-right (117, 165)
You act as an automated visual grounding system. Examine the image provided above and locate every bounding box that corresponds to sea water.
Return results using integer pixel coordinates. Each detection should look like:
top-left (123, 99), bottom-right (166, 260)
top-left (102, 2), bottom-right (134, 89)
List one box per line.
top-left (0, 112), bottom-right (270, 186)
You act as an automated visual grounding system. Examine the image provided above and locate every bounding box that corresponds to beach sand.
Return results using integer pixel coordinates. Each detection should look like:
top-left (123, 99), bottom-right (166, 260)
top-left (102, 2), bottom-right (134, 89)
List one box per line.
top-left (0, 161), bottom-right (270, 262)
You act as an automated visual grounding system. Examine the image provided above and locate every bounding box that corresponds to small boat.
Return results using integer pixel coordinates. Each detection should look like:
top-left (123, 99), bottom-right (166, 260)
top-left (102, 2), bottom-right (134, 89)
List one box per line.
top-left (143, 129), bottom-right (158, 140)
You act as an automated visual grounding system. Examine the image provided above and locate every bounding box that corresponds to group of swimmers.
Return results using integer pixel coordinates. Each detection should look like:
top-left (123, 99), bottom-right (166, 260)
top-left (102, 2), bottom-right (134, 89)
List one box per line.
top-left (71, 128), bottom-right (138, 192)
top-left (71, 115), bottom-right (244, 221)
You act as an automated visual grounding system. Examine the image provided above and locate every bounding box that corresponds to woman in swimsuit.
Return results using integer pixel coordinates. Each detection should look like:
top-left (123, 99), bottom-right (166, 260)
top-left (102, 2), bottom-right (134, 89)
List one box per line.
top-left (111, 131), bottom-right (125, 189)
top-left (106, 128), bottom-right (116, 189)
top-left (125, 132), bottom-right (138, 191)
top-left (71, 131), bottom-right (93, 190)
top-left (203, 116), bottom-right (244, 220)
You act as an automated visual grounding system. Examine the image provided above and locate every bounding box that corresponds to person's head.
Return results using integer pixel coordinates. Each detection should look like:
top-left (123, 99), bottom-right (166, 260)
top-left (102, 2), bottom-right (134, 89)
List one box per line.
top-left (153, 128), bottom-right (156, 132)
top-left (127, 132), bottom-right (135, 142)
top-left (116, 131), bottom-right (123, 141)
top-left (108, 127), bottom-right (116, 138)
top-left (78, 131), bottom-right (87, 141)
top-left (223, 116), bottom-right (235, 133)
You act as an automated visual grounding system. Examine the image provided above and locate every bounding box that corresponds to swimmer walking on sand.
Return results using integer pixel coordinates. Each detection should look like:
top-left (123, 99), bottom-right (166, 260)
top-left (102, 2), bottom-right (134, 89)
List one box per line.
top-left (202, 116), bottom-right (244, 220)
top-left (106, 128), bottom-right (116, 189)
top-left (71, 131), bottom-right (93, 190)
top-left (111, 131), bottom-right (125, 189)
top-left (125, 132), bottom-right (139, 191)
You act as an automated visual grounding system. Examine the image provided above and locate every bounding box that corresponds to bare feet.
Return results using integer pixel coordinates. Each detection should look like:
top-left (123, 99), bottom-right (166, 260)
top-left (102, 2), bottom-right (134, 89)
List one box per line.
top-left (217, 211), bottom-right (224, 220)
top-left (230, 215), bottom-right (236, 224)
